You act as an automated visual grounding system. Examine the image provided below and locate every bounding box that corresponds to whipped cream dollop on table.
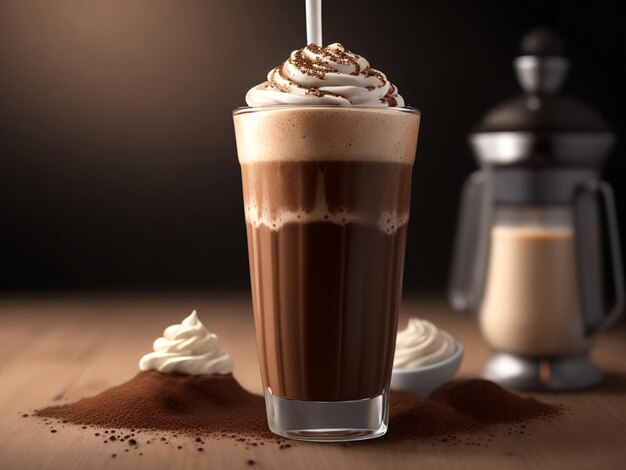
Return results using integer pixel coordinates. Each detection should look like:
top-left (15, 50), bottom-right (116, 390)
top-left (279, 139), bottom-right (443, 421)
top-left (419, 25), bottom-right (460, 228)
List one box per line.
top-left (394, 318), bottom-right (456, 368)
top-left (139, 310), bottom-right (233, 375)
top-left (246, 43), bottom-right (404, 107)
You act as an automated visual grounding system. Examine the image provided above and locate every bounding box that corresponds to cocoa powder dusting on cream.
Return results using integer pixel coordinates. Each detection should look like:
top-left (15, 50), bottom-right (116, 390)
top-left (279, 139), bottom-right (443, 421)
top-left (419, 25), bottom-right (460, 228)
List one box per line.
top-left (381, 84), bottom-right (398, 107)
top-left (292, 47), bottom-right (336, 79)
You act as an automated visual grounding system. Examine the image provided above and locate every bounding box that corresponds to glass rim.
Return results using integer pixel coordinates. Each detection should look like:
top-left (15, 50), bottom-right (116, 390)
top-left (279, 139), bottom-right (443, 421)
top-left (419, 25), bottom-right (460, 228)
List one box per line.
top-left (232, 104), bottom-right (420, 116)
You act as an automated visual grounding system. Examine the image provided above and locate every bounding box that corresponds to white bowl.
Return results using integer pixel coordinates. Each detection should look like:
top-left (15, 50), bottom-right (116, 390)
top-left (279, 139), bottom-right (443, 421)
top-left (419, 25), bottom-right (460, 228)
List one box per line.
top-left (390, 341), bottom-right (464, 397)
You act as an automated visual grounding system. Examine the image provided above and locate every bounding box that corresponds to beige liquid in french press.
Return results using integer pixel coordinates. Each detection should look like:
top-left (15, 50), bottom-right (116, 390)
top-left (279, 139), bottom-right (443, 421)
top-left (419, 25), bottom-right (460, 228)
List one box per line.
top-left (480, 221), bottom-right (589, 356)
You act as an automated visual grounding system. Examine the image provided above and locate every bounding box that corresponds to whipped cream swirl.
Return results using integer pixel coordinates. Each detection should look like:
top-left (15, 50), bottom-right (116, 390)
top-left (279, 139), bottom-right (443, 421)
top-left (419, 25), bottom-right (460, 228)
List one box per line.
top-left (394, 318), bottom-right (456, 368)
top-left (246, 43), bottom-right (404, 107)
top-left (139, 310), bottom-right (233, 375)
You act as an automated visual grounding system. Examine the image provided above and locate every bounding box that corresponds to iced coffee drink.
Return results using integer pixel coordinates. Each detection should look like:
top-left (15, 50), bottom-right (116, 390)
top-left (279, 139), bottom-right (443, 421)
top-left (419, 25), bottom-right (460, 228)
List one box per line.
top-left (233, 43), bottom-right (420, 441)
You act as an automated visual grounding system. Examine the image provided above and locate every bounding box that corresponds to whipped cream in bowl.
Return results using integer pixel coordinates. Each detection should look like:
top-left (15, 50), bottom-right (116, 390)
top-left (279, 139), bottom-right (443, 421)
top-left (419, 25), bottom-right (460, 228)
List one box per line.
top-left (139, 310), bottom-right (233, 375)
top-left (391, 318), bottom-right (463, 396)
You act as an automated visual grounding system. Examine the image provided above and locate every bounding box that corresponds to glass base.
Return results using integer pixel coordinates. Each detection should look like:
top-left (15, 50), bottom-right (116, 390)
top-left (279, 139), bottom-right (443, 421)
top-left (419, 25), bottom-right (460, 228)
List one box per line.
top-left (264, 388), bottom-right (388, 442)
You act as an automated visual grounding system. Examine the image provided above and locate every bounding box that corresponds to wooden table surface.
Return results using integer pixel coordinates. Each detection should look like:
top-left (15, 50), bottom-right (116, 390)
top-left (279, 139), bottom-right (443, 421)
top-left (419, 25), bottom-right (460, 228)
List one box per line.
top-left (1, 294), bottom-right (625, 469)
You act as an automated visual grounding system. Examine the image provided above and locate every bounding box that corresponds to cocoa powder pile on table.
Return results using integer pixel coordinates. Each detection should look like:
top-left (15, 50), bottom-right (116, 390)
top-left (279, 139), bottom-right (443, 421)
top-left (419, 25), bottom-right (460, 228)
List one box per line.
top-left (35, 373), bottom-right (560, 444)
top-left (433, 379), bottom-right (559, 425)
top-left (385, 379), bottom-right (561, 442)
top-left (37, 371), bottom-right (272, 439)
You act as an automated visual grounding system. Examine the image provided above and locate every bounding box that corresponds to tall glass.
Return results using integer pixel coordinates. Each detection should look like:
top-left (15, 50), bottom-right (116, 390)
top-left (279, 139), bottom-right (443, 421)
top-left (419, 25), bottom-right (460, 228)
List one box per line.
top-left (233, 105), bottom-right (420, 442)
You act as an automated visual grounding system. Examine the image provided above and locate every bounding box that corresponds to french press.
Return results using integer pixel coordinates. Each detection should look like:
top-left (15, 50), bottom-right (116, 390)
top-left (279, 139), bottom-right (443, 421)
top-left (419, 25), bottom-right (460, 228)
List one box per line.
top-left (449, 28), bottom-right (624, 391)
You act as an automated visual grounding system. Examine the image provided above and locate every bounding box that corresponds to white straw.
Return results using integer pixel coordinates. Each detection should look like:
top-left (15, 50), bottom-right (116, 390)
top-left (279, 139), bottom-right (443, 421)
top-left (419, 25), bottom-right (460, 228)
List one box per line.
top-left (306, 0), bottom-right (322, 46)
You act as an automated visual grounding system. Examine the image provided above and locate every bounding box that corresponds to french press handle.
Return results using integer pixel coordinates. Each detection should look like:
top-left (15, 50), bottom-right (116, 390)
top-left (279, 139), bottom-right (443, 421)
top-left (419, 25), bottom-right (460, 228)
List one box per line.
top-left (448, 171), bottom-right (492, 313)
top-left (574, 180), bottom-right (625, 335)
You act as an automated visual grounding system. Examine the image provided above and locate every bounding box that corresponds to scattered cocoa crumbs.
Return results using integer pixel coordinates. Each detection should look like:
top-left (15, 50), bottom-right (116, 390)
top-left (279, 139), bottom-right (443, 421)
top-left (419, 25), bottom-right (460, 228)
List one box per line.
top-left (128, 439), bottom-right (137, 446)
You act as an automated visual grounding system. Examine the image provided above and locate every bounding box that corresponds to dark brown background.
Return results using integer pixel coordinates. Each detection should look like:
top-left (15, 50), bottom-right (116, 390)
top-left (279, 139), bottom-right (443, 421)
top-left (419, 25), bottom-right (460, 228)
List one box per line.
top-left (1, 0), bottom-right (624, 293)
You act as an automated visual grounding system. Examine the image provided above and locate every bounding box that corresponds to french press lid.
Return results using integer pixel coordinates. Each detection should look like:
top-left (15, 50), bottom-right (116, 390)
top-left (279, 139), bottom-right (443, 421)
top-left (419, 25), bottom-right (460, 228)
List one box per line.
top-left (470, 28), bottom-right (615, 169)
